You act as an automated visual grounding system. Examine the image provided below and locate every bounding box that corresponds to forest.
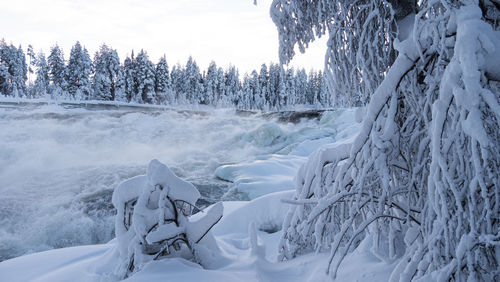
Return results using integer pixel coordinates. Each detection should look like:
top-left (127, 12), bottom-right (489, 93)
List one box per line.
top-left (0, 40), bottom-right (331, 110)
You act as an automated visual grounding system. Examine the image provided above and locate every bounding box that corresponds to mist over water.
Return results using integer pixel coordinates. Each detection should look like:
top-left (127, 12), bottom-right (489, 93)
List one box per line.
top-left (0, 103), bottom-right (341, 261)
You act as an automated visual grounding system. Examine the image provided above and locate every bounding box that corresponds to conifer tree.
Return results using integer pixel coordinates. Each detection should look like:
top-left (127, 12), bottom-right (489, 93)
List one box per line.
top-left (123, 52), bottom-right (136, 102)
top-left (33, 51), bottom-right (49, 97)
top-left (154, 55), bottom-right (171, 104)
top-left (93, 44), bottom-right (123, 101)
top-left (134, 50), bottom-right (155, 103)
top-left (47, 44), bottom-right (67, 95)
top-left (26, 44), bottom-right (36, 88)
top-left (203, 61), bottom-right (218, 105)
top-left (184, 56), bottom-right (202, 104)
top-left (67, 41), bottom-right (92, 99)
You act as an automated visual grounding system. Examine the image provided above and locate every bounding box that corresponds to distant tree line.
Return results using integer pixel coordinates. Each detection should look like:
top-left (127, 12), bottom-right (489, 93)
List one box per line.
top-left (0, 39), bottom-right (331, 110)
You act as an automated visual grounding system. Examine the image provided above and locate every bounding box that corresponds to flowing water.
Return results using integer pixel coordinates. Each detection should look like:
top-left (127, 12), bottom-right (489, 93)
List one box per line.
top-left (0, 102), bottom-right (345, 261)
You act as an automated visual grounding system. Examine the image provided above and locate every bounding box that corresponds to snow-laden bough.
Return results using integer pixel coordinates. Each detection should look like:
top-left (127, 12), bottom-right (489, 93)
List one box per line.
top-left (272, 0), bottom-right (500, 281)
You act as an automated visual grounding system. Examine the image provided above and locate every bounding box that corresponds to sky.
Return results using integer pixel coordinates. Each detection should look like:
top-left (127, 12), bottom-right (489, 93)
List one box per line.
top-left (0, 0), bottom-right (327, 73)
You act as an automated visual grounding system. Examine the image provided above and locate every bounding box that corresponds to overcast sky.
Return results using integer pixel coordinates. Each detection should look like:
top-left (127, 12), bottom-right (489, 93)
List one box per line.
top-left (0, 0), bottom-right (327, 73)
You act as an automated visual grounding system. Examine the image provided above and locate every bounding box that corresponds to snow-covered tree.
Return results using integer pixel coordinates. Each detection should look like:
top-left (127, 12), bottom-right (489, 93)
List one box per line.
top-left (155, 55), bottom-right (171, 104)
top-left (271, 0), bottom-right (417, 107)
top-left (248, 70), bottom-right (261, 109)
top-left (273, 0), bottom-right (499, 281)
top-left (284, 68), bottom-right (296, 106)
top-left (0, 61), bottom-right (8, 96)
top-left (258, 64), bottom-right (269, 110)
top-left (203, 61), bottom-right (219, 105)
top-left (134, 50), bottom-right (155, 104)
top-left (47, 44), bottom-right (67, 95)
top-left (170, 64), bottom-right (184, 103)
top-left (221, 65), bottom-right (239, 107)
top-left (0, 40), bottom-right (10, 96)
top-left (33, 51), bottom-right (49, 97)
top-left (123, 52), bottom-right (136, 102)
top-left (67, 41), bottom-right (92, 100)
top-left (26, 44), bottom-right (36, 88)
top-left (268, 63), bottom-right (280, 109)
top-left (93, 44), bottom-right (123, 101)
top-left (0, 41), bottom-right (27, 97)
top-left (184, 56), bottom-right (203, 104)
top-left (15, 45), bottom-right (27, 96)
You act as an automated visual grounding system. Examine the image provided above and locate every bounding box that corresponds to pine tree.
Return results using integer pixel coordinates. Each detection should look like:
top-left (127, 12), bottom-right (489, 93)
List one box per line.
top-left (277, 67), bottom-right (287, 109)
top-left (0, 41), bottom-right (27, 97)
top-left (154, 55), bottom-right (171, 104)
top-left (284, 68), bottom-right (296, 107)
top-left (171, 64), bottom-right (187, 103)
top-left (0, 40), bottom-right (10, 95)
top-left (123, 52), bottom-right (136, 102)
top-left (67, 41), bottom-right (92, 99)
top-left (258, 64), bottom-right (269, 110)
top-left (222, 65), bottom-right (239, 107)
top-left (239, 74), bottom-right (251, 109)
top-left (47, 44), bottom-right (67, 95)
top-left (203, 61), bottom-right (218, 105)
top-left (215, 67), bottom-right (225, 105)
top-left (134, 50), bottom-right (155, 104)
top-left (33, 51), bottom-right (49, 97)
top-left (184, 56), bottom-right (202, 104)
top-left (93, 44), bottom-right (123, 101)
top-left (12, 45), bottom-right (27, 97)
top-left (248, 70), bottom-right (260, 110)
top-left (26, 44), bottom-right (36, 89)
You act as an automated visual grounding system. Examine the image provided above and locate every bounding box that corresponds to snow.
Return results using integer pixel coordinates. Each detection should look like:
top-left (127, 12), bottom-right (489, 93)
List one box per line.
top-left (215, 154), bottom-right (305, 199)
top-left (146, 159), bottom-right (200, 205)
top-left (0, 191), bottom-right (396, 282)
top-left (1, 103), bottom-right (345, 261)
top-left (0, 104), bottom-right (393, 281)
top-left (215, 109), bottom-right (359, 199)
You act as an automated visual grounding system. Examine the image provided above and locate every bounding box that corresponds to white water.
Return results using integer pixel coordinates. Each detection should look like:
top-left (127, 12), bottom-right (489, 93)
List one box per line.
top-left (0, 103), bottom-right (354, 261)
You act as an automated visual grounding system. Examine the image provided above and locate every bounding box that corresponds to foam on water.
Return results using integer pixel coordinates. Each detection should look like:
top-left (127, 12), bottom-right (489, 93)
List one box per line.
top-left (0, 103), bottom-right (353, 261)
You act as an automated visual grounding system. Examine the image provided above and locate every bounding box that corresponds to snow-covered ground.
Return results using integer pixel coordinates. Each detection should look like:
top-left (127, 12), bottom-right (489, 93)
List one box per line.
top-left (0, 191), bottom-right (396, 282)
top-left (0, 102), bottom-right (390, 281)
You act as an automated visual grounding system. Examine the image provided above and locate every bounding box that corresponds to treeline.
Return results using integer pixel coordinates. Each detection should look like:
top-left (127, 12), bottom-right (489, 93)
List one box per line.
top-left (0, 40), bottom-right (331, 110)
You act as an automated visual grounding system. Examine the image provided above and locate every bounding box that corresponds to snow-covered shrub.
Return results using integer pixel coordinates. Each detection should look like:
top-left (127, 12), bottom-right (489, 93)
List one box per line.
top-left (273, 1), bottom-right (499, 281)
top-left (112, 159), bottom-right (223, 278)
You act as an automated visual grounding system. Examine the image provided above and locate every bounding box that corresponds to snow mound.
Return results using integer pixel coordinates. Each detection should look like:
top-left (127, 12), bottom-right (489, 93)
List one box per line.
top-left (112, 159), bottom-right (223, 279)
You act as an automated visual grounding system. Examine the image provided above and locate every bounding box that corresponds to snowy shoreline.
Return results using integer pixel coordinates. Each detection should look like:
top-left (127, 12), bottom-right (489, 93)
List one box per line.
top-left (0, 104), bottom-right (378, 281)
top-left (0, 191), bottom-right (396, 282)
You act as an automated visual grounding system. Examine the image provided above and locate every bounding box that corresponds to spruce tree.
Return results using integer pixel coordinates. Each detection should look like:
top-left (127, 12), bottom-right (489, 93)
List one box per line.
top-left (47, 44), bottom-right (67, 95)
top-left (133, 50), bottom-right (155, 104)
top-left (93, 44), bottom-right (123, 101)
top-left (154, 55), bottom-right (171, 104)
top-left (33, 51), bottom-right (49, 97)
top-left (123, 52), bottom-right (136, 102)
top-left (67, 41), bottom-right (92, 99)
